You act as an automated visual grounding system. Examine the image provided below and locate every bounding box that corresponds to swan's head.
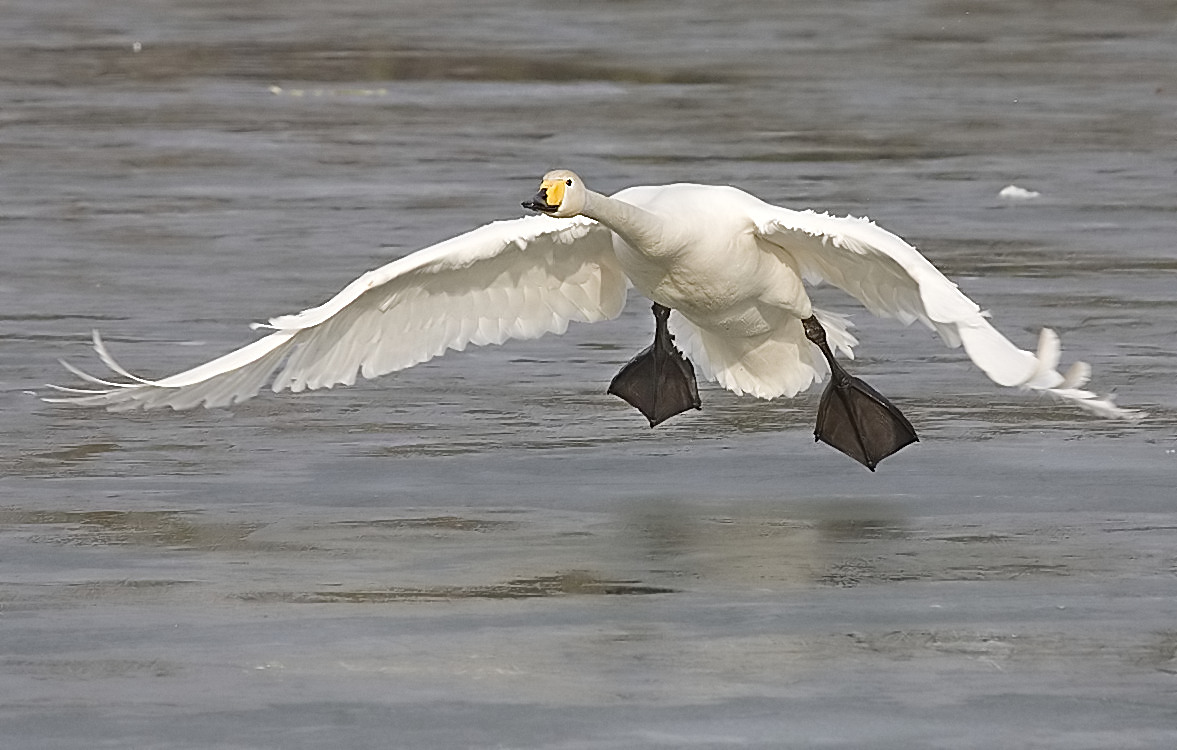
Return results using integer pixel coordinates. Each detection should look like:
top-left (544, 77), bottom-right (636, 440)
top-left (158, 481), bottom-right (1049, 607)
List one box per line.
top-left (521, 169), bottom-right (587, 218)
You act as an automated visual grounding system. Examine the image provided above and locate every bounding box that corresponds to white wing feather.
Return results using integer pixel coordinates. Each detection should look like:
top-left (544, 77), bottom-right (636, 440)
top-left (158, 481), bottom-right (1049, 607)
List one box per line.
top-left (46, 216), bottom-right (627, 411)
top-left (750, 205), bottom-right (1140, 420)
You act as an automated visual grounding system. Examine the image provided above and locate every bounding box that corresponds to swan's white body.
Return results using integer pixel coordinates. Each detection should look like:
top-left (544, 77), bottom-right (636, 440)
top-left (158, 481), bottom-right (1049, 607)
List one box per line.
top-left (48, 172), bottom-right (1136, 420)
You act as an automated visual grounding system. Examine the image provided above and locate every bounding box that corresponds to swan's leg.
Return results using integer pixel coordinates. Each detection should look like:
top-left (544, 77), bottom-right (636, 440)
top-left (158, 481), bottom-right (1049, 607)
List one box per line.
top-left (802, 316), bottom-right (918, 471)
top-left (608, 303), bottom-right (702, 427)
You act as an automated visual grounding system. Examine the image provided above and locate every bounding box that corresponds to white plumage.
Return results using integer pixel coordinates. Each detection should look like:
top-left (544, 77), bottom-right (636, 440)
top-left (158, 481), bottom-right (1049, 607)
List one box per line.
top-left (46, 171), bottom-right (1138, 421)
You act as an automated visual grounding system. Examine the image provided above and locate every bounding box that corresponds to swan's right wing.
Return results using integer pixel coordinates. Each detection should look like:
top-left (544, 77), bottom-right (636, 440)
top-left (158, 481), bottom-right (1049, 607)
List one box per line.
top-left (46, 215), bottom-right (627, 410)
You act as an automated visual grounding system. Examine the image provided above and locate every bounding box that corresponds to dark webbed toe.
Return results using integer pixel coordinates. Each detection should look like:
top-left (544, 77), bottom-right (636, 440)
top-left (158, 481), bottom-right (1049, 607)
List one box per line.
top-left (815, 370), bottom-right (918, 470)
top-left (804, 315), bottom-right (917, 470)
top-left (609, 303), bottom-right (701, 427)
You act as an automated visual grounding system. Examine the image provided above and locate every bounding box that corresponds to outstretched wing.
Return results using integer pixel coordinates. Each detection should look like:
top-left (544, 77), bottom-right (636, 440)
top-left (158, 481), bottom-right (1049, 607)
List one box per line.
top-left (749, 204), bottom-right (1139, 419)
top-left (46, 215), bottom-right (627, 411)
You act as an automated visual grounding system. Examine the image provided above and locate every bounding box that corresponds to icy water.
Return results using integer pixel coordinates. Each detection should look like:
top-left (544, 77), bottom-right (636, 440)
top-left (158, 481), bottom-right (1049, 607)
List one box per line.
top-left (2, 1), bottom-right (1177, 748)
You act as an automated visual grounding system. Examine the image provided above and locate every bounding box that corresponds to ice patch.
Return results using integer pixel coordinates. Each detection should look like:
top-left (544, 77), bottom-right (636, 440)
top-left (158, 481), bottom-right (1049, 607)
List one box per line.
top-left (998, 184), bottom-right (1041, 199)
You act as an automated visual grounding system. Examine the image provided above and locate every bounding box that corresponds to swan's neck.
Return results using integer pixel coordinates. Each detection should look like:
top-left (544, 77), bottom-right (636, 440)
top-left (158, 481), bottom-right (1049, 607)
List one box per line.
top-left (580, 190), bottom-right (664, 252)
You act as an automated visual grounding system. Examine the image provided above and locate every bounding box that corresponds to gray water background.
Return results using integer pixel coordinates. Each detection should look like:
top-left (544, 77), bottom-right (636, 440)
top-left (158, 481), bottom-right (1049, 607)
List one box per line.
top-left (2, 1), bottom-right (1176, 747)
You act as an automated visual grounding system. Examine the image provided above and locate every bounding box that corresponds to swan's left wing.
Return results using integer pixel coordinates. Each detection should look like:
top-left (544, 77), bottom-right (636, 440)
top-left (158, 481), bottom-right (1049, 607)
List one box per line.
top-left (46, 215), bottom-right (626, 411)
top-left (749, 203), bottom-right (1139, 419)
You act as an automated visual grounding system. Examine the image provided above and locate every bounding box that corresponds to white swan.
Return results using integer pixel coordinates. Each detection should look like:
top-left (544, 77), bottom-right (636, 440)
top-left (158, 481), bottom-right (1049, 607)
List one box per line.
top-left (47, 170), bottom-right (1139, 467)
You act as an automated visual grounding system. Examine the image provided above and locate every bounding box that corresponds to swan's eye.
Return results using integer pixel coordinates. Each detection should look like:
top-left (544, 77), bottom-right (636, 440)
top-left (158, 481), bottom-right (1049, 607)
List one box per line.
top-left (565, 179), bottom-right (573, 187)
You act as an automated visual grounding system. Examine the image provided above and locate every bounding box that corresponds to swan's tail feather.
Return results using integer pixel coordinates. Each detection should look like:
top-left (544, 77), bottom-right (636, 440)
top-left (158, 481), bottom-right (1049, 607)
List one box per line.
top-left (668, 307), bottom-right (855, 400)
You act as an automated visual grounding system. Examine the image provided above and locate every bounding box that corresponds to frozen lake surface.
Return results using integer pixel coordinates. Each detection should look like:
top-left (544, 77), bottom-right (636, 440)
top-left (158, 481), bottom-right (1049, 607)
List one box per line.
top-left (2, 1), bottom-right (1176, 747)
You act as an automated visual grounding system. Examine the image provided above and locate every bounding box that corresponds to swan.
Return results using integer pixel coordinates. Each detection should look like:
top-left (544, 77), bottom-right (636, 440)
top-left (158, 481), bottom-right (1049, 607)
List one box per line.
top-left (46, 169), bottom-right (1139, 470)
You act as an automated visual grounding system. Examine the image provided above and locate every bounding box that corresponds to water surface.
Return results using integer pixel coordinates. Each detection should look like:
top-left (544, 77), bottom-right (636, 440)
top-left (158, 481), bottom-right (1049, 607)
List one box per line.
top-left (2, 1), bottom-right (1176, 748)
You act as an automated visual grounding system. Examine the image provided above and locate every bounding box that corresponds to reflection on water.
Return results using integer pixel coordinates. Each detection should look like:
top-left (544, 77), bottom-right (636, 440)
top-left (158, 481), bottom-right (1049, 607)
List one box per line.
top-left (6, 502), bottom-right (1168, 597)
top-left (3, 496), bottom-right (1177, 745)
top-left (30, 442), bottom-right (120, 464)
top-left (0, 508), bottom-right (261, 549)
top-left (240, 573), bottom-right (677, 604)
top-left (332, 515), bottom-right (517, 532)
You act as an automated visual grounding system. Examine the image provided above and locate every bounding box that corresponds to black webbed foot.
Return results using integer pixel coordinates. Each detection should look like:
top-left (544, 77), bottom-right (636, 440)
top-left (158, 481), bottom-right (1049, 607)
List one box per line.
top-left (609, 303), bottom-right (702, 427)
top-left (803, 316), bottom-right (918, 471)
